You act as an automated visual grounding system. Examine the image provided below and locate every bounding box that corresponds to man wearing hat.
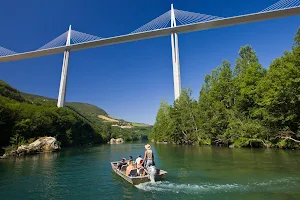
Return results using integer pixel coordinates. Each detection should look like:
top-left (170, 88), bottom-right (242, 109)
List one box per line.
top-left (142, 144), bottom-right (155, 169)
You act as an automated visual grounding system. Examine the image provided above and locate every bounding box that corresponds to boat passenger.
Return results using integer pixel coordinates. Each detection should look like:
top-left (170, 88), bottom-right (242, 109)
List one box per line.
top-left (129, 156), bottom-right (133, 162)
top-left (135, 154), bottom-right (142, 167)
top-left (117, 158), bottom-right (127, 170)
top-left (142, 144), bottom-right (155, 168)
top-left (137, 159), bottom-right (144, 176)
top-left (126, 160), bottom-right (135, 176)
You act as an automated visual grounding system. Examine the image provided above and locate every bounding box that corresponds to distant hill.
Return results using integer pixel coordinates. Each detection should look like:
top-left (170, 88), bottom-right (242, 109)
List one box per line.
top-left (98, 115), bottom-right (119, 122)
top-left (21, 92), bottom-right (55, 103)
top-left (67, 102), bottom-right (108, 120)
top-left (131, 122), bottom-right (151, 127)
top-left (0, 80), bottom-right (26, 102)
top-left (3, 80), bottom-right (150, 127)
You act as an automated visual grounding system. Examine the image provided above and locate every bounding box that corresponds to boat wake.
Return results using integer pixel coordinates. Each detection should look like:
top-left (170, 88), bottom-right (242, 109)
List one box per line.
top-left (136, 181), bottom-right (242, 194)
top-left (135, 177), bottom-right (298, 194)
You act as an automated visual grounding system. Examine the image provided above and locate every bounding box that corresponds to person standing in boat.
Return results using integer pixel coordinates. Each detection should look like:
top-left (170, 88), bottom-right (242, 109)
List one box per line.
top-left (142, 144), bottom-right (154, 168)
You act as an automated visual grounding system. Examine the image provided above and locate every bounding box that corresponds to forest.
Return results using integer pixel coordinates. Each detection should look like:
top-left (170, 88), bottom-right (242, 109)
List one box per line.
top-left (149, 28), bottom-right (300, 149)
top-left (0, 80), bottom-right (150, 150)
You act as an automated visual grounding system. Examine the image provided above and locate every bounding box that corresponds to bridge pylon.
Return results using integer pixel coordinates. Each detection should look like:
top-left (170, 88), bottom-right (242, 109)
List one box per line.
top-left (170, 4), bottom-right (181, 100)
top-left (57, 25), bottom-right (71, 108)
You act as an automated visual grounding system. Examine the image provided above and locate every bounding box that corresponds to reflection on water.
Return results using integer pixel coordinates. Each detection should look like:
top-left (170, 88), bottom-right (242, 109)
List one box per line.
top-left (1, 143), bottom-right (300, 200)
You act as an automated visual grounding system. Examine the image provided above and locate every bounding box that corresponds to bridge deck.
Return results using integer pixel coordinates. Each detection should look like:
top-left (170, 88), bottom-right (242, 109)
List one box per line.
top-left (0, 7), bottom-right (299, 62)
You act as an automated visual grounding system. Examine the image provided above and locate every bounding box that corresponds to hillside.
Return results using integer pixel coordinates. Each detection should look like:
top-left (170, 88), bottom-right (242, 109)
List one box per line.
top-left (131, 122), bottom-right (151, 127)
top-left (22, 93), bottom-right (108, 117)
top-left (0, 80), bottom-right (151, 149)
top-left (98, 115), bottom-right (119, 122)
top-left (0, 81), bottom-right (104, 148)
top-left (0, 80), bottom-right (26, 102)
top-left (22, 90), bottom-right (149, 127)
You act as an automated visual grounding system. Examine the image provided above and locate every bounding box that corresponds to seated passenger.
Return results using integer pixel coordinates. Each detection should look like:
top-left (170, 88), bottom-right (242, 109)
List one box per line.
top-left (126, 160), bottom-right (135, 176)
top-left (135, 154), bottom-right (142, 167)
top-left (137, 159), bottom-right (143, 169)
top-left (117, 158), bottom-right (127, 170)
top-left (129, 156), bottom-right (133, 162)
top-left (137, 159), bottom-right (144, 176)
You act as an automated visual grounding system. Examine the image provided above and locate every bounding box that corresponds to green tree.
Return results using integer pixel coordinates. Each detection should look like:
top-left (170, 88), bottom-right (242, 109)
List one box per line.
top-left (150, 99), bottom-right (172, 142)
top-left (255, 30), bottom-right (300, 139)
top-left (150, 28), bottom-right (300, 149)
top-left (197, 61), bottom-right (234, 145)
top-left (169, 88), bottom-right (198, 144)
top-left (0, 80), bottom-right (105, 148)
top-left (233, 45), bottom-right (266, 116)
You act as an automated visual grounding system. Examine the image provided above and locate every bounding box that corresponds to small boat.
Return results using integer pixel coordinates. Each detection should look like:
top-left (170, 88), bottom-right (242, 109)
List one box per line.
top-left (110, 161), bottom-right (168, 185)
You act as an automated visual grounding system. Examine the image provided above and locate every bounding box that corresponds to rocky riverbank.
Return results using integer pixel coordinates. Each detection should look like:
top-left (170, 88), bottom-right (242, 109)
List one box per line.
top-left (1, 137), bottom-right (60, 159)
top-left (109, 138), bottom-right (124, 144)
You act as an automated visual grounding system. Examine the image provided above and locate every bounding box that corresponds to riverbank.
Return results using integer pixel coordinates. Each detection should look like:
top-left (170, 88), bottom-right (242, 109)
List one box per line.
top-left (152, 139), bottom-right (299, 150)
top-left (1, 137), bottom-right (60, 159)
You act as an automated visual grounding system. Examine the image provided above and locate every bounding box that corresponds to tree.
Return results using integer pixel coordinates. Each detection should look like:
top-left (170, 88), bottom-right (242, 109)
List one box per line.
top-left (294, 28), bottom-right (300, 47)
top-left (170, 88), bottom-right (198, 144)
top-left (233, 45), bottom-right (266, 116)
top-left (0, 80), bottom-right (105, 148)
top-left (256, 33), bottom-right (300, 136)
top-left (150, 99), bottom-right (172, 142)
top-left (150, 28), bottom-right (300, 149)
top-left (197, 61), bottom-right (234, 145)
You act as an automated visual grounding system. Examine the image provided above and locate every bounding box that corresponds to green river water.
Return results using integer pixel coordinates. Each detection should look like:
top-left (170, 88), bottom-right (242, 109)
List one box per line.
top-left (1, 142), bottom-right (300, 200)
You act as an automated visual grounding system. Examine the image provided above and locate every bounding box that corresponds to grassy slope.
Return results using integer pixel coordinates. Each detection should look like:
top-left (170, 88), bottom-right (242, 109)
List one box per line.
top-left (131, 122), bottom-right (151, 127)
top-left (12, 83), bottom-right (150, 127)
top-left (67, 102), bottom-right (108, 117)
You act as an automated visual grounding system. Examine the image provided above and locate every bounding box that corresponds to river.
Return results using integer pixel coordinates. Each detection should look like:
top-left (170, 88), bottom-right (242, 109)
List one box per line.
top-left (1, 142), bottom-right (300, 200)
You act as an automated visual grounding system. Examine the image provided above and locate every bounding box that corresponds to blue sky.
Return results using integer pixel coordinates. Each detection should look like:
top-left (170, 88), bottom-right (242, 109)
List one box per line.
top-left (1, 0), bottom-right (299, 124)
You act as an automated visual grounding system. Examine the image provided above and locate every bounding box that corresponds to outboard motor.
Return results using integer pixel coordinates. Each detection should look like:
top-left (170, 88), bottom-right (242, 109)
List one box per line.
top-left (147, 165), bottom-right (156, 183)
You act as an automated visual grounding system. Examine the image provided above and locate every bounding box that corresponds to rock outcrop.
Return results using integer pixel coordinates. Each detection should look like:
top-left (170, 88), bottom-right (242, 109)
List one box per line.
top-left (109, 138), bottom-right (124, 144)
top-left (1, 137), bottom-right (60, 158)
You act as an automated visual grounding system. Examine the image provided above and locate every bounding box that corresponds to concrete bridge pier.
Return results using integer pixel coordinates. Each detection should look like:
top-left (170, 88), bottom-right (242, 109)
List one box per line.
top-left (57, 25), bottom-right (72, 108)
top-left (170, 4), bottom-right (181, 100)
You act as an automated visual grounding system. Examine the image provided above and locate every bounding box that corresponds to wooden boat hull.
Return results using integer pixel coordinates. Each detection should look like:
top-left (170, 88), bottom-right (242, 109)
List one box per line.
top-left (110, 161), bottom-right (167, 185)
